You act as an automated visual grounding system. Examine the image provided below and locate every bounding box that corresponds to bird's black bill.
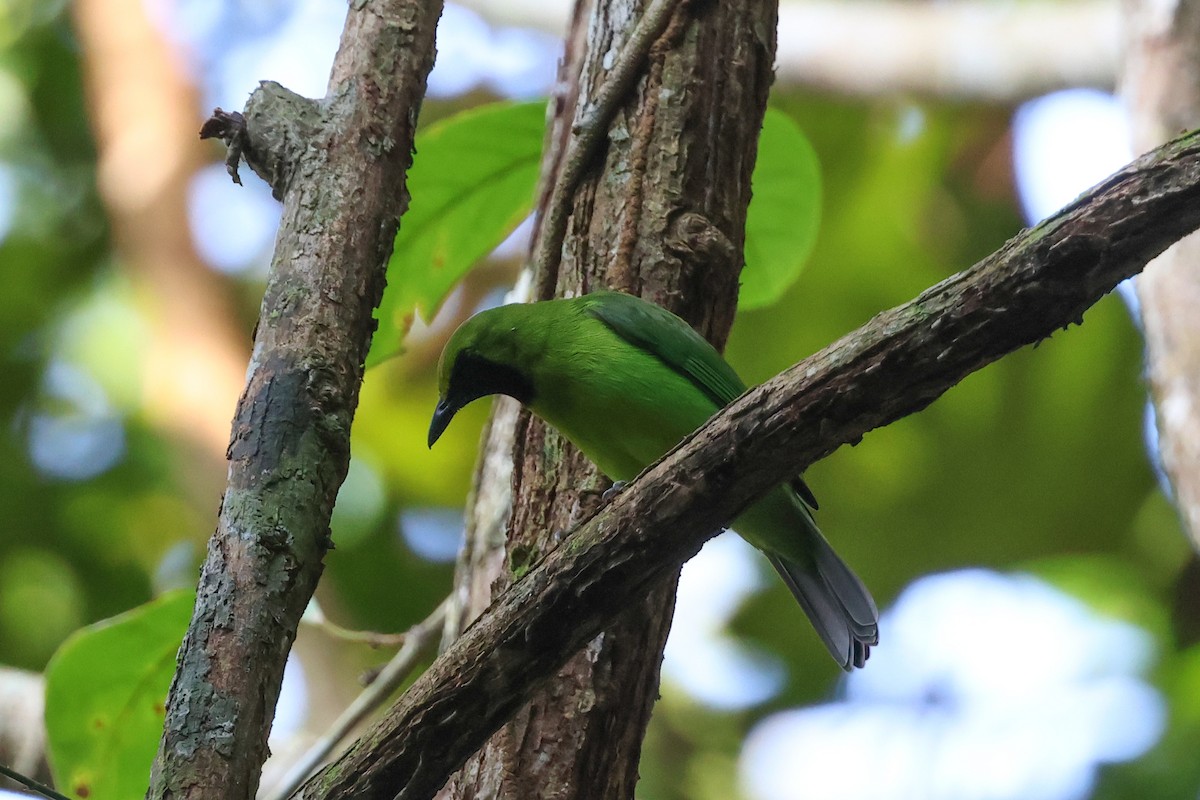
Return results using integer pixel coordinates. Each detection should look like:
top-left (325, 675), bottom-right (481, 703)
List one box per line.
top-left (428, 398), bottom-right (458, 448)
top-left (429, 354), bottom-right (535, 449)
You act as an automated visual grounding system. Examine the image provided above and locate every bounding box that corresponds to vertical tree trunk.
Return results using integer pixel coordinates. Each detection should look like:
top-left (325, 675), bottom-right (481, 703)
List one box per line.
top-left (1123, 0), bottom-right (1200, 547)
top-left (146, 2), bottom-right (444, 797)
top-left (439, 1), bottom-right (778, 797)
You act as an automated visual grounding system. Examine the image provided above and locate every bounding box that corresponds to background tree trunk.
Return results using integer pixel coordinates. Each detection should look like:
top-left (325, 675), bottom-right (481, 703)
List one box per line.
top-left (438, 1), bottom-right (778, 797)
top-left (73, 0), bottom-right (245, 494)
top-left (1123, 0), bottom-right (1200, 548)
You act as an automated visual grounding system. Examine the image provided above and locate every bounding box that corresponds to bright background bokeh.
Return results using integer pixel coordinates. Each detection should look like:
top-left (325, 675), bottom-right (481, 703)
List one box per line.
top-left (2, 2), bottom-right (1197, 799)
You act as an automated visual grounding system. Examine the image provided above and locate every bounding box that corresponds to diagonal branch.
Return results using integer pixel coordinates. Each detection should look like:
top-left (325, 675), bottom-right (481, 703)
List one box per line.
top-left (297, 129), bottom-right (1200, 800)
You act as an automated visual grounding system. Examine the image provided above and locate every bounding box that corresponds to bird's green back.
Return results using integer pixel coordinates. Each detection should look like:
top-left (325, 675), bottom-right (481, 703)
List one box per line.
top-left (578, 292), bottom-right (746, 407)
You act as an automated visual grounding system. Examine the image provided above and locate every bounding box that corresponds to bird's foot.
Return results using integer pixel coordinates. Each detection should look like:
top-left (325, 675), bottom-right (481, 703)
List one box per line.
top-left (601, 481), bottom-right (628, 503)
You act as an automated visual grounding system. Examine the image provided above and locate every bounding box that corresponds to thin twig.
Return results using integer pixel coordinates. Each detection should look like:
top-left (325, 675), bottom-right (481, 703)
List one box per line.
top-left (266, 598), bottom-right (451, 800)
top-left (301, 614), bottom-right (410, 649)
top-left (530, 0), bottom-right (684, 286)
top-left (0, 763), bottom-right (70, 800)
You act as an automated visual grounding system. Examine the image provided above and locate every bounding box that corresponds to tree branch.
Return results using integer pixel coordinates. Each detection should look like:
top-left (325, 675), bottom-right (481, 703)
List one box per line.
top-left (267, 599), bottom-right (450, 800)
top-left (146, 1), bottom-right (443, 798)
top-left (296, 129), bottom-right (1200, 800)
top-left (0, 762), bottom-right (69, 800)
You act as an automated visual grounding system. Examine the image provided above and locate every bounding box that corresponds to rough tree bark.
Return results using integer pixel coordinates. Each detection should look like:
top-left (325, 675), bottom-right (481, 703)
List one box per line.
top-left (296, 128), bottom-right (1200, 800)
top-left (146, 1), bottom-right (443, 798)
top-left (1123, 0), bottom-right (1200, 548)
top-left (437, 1), bottom-right (777, 798)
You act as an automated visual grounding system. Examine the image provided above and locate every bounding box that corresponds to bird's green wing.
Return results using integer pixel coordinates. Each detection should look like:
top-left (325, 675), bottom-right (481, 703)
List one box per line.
top-left (581, 291), bottom-right (746, 407)
top-left (582, 291), bottom-right (820, 510)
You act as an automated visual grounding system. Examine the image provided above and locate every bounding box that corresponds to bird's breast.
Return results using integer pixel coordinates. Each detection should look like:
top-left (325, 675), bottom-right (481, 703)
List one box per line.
top-left (530, 350), bottom-right (717, 482)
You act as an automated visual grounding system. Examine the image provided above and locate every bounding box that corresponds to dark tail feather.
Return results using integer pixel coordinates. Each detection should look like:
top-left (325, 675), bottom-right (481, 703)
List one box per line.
top-left (769, 536), bottom-right (879, 670)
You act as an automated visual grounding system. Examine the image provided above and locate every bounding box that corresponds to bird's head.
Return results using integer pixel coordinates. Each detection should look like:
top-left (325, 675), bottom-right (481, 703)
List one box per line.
top-left (428, 304), bottom-right (537, 448)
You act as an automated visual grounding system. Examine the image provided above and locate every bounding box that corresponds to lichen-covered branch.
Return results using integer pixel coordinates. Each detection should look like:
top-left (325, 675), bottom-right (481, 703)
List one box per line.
top-left (296, 127), bottom-right (1200, 800)
top-left (146, 2), bottom-right (443, 798)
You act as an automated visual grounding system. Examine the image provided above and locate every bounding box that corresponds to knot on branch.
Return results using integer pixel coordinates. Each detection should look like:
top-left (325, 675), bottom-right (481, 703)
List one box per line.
top-left (304, 362), bottom-right (353, 461)
top-left (665, 211), bottom-right (738, 271)
top-left (201, 81), bottom-right (323, 201)
top-left (664, 211), bottom-right (741, 306)
top-left (199, 109), bottom-right (249, 186)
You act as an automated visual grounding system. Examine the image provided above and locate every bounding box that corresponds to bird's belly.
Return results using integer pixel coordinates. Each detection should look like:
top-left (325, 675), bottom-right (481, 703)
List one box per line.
top-left (534, 372), bottom-right (715, 482)
top-left (567, 410), bottom-right (692, 481)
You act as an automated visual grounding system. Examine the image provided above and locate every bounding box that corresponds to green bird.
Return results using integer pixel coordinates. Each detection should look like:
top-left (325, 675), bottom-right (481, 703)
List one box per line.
top-left (428, 291), bottom-right (878, 669)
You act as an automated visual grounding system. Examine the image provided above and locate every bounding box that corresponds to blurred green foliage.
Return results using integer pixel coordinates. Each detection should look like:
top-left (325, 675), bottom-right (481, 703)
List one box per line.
top-left (2, 7), bottom-right (1196, 800)
top-left (741, 108), bottom-right (822, 309)
top-left (370, 102), bottom-right (824, 363)
top-left (370, 101), bottom-right (546, 366)
top-left (44, 591), bottom-right (193, 800)
top-left (0, 15), bottom-right (153, 671)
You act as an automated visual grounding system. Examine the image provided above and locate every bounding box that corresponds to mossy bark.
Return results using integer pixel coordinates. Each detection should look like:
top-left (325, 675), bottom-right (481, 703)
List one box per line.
top-left (146, 3), bottom-right (443, 798)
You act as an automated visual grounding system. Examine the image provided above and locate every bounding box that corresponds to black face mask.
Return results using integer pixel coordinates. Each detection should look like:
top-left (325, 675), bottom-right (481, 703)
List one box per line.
top-left (428, 352), bottom-right (535, 447)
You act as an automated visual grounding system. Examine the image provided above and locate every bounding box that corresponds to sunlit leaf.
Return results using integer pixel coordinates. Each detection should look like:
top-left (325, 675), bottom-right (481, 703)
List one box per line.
top-left (370, 101), bottom-right (546, 365)
top-left (740, 108), bottom-right (822, 309)
top-left (44, 591), bottom-right (194, 800)
top-left (369, 102), bottom-right (822, 364)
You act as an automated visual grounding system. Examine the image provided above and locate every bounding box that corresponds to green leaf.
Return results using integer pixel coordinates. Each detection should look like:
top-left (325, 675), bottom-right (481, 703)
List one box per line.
top-left (370, 101), bottom-right (546, 366)
top-left (44, 591), bottom-right (194, 800)
top-left (368, 102), bottom-right (819, 365)
top-left (740, 108), bottom-right (823, 309)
